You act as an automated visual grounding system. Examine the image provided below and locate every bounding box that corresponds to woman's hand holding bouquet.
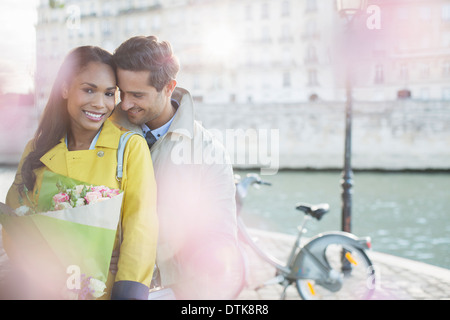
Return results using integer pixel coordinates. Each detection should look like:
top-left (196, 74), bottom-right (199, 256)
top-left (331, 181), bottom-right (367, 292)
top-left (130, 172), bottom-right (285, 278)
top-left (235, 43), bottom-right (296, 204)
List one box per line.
top-left (0, 171), bottom-right (123, 299)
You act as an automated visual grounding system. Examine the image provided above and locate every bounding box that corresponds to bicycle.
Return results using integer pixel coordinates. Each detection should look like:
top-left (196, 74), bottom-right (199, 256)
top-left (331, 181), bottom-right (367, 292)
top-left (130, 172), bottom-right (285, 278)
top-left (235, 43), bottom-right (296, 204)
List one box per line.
top-left (235, 173), bottom-right (376, 300)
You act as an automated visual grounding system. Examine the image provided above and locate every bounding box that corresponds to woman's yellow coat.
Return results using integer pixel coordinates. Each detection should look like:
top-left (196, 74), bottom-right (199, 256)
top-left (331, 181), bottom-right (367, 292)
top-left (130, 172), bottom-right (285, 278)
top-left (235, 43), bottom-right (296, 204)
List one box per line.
top-left (4, 119), bottom-right (158, 298)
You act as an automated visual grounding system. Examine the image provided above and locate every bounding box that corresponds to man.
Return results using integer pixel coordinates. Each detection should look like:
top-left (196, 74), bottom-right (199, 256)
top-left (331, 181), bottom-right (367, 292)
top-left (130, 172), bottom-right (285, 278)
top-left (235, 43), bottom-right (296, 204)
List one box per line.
top-left (110, 36), bottom-right (244, 299)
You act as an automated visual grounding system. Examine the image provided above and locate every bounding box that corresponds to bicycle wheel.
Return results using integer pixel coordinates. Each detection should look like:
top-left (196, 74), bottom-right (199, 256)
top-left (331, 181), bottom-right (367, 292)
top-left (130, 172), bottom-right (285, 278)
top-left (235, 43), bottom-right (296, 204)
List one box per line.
top-left (294, 234), bottom-right (376, 300)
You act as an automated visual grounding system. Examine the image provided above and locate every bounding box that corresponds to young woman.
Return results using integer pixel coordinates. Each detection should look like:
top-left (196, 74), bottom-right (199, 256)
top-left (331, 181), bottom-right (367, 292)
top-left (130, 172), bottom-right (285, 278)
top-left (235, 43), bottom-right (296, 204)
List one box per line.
top-left (3, 46), bottom-right (157, 299)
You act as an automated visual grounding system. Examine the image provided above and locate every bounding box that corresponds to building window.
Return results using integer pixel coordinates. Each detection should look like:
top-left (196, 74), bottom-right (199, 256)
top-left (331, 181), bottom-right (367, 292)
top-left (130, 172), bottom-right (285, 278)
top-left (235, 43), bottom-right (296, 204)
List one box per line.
top-left (261, 25), bottom-right (271, 42)
top-left (78, 23), bottom-right (84, 38)
top-left (102, 20), bottom-right (111, 37)
top-left (442, 4), bottom-right (450, 21)
top-left (399, 63), bottom-right (409, 81)
top-left (283, 72), bottom-right (291, 88)
top-left (281, 0), bottom-right (290, 17)
top-left (420, 35), bottom-right (431, 49)
top-left (374, 64), bottom-right (384, 84)
top-left (443, 61), bottom-right (450, 77)
top-left (282, 49), bottom-right (292, 67)
top-left (420, 88), bottom-right (430, 101)
top-left (193, 75), bottom-right (201, 90)
top-left (419, 63), bottom-right (430, 79)
top-left (305, 45), bottom-right (317, 63)
top-left (280, 24), bottom-right (292, 42)
top-left (245, 4), bottom-right (252, 21)
top-left (308, 69), bottom-right (318, 86)
top-left (305, 20), bottom-right (318, 38)
top-left (152, 15), bottom-right (161, 31)
top-left (89, 22), bottom-right (95, 37)
top-left (306, 0), bottom-right (317, 12)
top-left (419, 6), bottom-right (431, 20)
top-left (442, 88), bottom-right (450, 100)
top-left (139, 18), bottom-right (147, 32)
top-left (138, 0), bottom-right (147, 9)
top-left (442, 32), bottom-right (450, 47)
top-left (102, 2), bottom-right (112, 17)
top-left (245, 27), bottom-right (254, 42)
top-left (397, 7), bottom-right (408, 20)
top-left (261, 2), bottom-right (269, 19)
top-left (68, 28), bottom-right (75, 39)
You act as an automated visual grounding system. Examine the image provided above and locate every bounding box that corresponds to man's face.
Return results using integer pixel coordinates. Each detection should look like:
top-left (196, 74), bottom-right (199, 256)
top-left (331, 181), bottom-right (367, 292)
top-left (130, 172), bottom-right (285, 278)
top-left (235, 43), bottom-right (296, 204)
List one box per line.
top-left (117, 68), bottom-right (168, 129)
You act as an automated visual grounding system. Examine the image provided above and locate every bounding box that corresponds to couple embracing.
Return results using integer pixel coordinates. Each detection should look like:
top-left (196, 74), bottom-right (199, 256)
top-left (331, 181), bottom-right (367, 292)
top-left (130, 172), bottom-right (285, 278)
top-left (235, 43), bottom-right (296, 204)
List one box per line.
top-left (2, 36), bottom-right (243, 300)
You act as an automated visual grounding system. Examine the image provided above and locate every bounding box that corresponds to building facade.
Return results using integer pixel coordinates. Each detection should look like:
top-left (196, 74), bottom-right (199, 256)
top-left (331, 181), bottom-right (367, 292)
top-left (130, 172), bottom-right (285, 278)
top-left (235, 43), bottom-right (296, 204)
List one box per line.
top-left (35, 0), bottom-right (450, 112)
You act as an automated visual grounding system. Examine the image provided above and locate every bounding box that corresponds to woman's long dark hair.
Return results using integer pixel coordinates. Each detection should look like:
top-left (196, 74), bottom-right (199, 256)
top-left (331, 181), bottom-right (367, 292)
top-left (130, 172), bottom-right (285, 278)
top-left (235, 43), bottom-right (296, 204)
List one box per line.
top-left (20, 46), bottom-right (116, 192)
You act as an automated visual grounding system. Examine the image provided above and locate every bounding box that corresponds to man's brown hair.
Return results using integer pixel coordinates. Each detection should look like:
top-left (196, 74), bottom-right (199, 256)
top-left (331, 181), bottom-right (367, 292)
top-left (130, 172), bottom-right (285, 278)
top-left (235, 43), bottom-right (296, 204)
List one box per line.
top-left (113, 35), bottom-right (180, 92)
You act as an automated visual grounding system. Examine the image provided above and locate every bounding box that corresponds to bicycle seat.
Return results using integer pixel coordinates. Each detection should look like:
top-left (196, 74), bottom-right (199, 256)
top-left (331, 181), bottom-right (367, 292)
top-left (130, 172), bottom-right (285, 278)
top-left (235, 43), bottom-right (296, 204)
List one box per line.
top-left (295, 202), bottom-right (330, 220)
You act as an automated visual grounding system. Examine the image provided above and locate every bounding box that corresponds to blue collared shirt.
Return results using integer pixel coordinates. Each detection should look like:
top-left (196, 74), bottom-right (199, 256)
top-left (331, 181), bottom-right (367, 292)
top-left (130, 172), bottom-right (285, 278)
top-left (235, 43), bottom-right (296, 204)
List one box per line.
top-left (141, 99), bottom-right (179, 141)
top-left (141, 116), bottom-right (174, 141)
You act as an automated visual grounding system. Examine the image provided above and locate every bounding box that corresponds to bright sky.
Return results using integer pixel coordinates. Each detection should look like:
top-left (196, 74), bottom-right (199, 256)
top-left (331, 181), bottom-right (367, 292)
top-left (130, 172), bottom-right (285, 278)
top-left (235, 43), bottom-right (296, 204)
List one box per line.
top-left (0, 0), bottom-right (38, 94)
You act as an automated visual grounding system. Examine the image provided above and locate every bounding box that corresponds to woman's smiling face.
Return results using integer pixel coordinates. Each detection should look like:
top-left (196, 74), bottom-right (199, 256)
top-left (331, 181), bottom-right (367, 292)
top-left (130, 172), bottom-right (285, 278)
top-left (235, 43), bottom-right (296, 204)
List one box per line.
top-left (63, 61), bottom-right (116, 134)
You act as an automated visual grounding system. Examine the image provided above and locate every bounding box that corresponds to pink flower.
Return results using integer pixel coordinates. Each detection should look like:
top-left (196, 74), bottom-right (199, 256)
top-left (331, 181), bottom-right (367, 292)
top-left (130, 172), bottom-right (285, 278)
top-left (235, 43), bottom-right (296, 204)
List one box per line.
top-left (89, 186), bottom-right (120, 198)
top-left (91, 185), bottom-right (108, 194)
top-left (84, 191), bottom-right (103, 204)
top-left (53, 192), bottom-right (70, 204)
top-left (105, 189), bottom-right (120, 198)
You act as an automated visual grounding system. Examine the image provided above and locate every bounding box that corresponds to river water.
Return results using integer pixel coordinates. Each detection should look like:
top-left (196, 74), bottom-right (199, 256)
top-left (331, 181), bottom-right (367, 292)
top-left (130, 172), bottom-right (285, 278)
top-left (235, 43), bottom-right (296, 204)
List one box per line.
top-left (235, 169), bottom-right (450, 270)
top-left (1, 165), bottom-right (449, 269)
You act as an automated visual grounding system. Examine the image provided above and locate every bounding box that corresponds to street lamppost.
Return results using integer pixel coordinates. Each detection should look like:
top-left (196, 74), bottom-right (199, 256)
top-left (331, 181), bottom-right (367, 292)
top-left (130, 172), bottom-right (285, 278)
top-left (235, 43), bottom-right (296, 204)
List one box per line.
top-left (336, 0), bottom-right (367, 233)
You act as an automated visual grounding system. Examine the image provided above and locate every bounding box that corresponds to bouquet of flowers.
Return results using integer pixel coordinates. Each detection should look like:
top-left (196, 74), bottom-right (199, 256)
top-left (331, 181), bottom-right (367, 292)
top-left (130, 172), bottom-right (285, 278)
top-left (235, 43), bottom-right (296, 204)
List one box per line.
top-left (0, 171), bottom-right (123, 299)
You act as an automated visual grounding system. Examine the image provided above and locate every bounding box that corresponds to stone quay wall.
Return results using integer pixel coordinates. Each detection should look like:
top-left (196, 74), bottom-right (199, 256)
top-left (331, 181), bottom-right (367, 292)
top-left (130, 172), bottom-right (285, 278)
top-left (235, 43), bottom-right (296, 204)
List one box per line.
top-left (195, 100), bottom-right (450, 173)
top-left (0, 103), bottom-right (37, 165)
top-left (1, 100), bottom-right (449, 172)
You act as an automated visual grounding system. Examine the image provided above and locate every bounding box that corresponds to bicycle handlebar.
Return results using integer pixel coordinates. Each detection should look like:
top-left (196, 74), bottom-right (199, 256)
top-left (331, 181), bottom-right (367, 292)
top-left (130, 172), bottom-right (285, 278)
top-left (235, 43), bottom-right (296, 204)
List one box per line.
top-left (235, 173), bottom-right (272, 201)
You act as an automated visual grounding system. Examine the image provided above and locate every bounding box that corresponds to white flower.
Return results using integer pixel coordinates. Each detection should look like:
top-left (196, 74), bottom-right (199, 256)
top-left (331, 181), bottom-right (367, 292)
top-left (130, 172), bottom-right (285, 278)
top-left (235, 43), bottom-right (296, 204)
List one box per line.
top-left (74, 185), bottom-right (86, 196)
top-left (89, 278), bottom-right (106, 298)
top-left (74, 198), bottom-right (86, 207)
top-left (14, 205), bottom-right (30, 216)
top-left (54, 201), bottom-right (73, 210)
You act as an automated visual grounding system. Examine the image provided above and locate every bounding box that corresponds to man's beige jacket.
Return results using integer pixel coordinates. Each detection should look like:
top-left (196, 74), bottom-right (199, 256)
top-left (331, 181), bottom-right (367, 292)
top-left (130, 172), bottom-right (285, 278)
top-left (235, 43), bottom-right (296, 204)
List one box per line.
top-left (111, 87), bottom-right (240, 299)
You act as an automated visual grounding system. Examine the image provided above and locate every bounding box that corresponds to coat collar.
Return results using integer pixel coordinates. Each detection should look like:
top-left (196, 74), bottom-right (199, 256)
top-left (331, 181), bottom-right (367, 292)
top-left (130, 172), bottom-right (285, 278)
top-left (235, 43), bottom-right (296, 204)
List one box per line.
top-left (40, 119), bottom-right (122, 174)
top-left (95, 119), bottom-right (122, 149)
top-left (110, 87), bottom-right (195, 140)
top-left (169, 87), bottom-right (194, 139)
top-left (39, 140), bottom-right (68, 175)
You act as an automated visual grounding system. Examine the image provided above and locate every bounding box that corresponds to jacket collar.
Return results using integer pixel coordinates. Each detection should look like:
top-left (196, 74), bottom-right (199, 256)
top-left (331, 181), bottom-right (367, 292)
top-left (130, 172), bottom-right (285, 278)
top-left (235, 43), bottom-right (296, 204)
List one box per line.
top-left (40, 119), bottom-right (121, 174)
top-left (110, 87), bottom-right (195, 140)
top-left (168, 87), bottom-right (194, 139)
top-left (95, 119), bottom-right (122, 149)
top-left (40, 140), bottom-right (68, 175)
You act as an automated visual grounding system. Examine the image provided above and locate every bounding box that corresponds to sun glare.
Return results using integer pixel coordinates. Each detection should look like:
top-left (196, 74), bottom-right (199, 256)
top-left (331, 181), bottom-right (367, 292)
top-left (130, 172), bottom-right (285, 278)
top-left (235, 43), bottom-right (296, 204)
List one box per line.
top-left (0, 0), bottom-right (37, 94)
top-left (203, 28), bottom-right (236, 60)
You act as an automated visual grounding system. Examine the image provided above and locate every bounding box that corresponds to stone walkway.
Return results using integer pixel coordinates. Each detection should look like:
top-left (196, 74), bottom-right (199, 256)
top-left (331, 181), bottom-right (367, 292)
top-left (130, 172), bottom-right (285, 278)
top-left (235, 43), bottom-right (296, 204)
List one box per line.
top-left (1, 225), bottom-right (449, 300)
top-left (236, 229), bottom-right (450, 300)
